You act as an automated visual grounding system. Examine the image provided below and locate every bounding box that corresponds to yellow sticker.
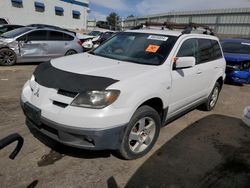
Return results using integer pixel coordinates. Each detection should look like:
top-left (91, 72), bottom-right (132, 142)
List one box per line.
top-left (146, 45), bottom-right (160, 53)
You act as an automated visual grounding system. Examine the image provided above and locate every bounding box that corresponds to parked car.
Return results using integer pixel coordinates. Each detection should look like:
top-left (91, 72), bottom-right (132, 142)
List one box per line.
top-left (21, 24), bottom-right (226, 159)
top-left (243, 106), bottom-right (250, 127)
top-left (0, 24), bottom-right (24, 35)
top-left (0, 26), bottom-right (83, 65)
top-left (0, 18), bottom-right (8, 25)
top-left (220, 38), bottom-right (250, 84)
top-left (82, 31), bottom-right (116, 50)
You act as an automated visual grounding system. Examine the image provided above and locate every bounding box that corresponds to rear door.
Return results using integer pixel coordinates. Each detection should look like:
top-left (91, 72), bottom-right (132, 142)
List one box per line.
top-left (46, 30), bottom-right (74, 58)
top-left (18, 30), bottom-right (50, 62)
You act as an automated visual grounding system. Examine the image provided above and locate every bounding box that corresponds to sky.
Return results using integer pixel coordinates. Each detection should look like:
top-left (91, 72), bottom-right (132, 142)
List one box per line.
top-left (88, 0), bottom-right (250, 20)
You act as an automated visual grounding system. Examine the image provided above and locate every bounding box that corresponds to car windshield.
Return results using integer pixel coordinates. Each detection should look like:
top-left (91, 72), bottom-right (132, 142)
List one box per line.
top-left (92, 32), bottom-right (177, 65)
top-left (222, 41), bottom-right (250, 54)
top-left (88, 31), bottom-right (101, 36)
top-left (1, 27), bottom-right (31, 38)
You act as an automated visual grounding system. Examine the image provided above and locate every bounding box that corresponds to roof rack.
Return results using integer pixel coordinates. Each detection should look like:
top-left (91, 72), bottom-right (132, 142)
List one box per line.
top-left (131, 21), bottom-right (214, 36)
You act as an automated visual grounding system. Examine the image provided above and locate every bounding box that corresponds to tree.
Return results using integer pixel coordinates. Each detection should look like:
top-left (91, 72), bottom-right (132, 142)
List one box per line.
top-left (127, 14), bottom-right (135, 18)
top-left (106, 12), bottom-right (120, 30)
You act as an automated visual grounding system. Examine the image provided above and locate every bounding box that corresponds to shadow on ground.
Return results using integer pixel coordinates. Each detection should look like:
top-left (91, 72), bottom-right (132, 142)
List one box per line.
top-left (109, 114), bottom-right (250, 188)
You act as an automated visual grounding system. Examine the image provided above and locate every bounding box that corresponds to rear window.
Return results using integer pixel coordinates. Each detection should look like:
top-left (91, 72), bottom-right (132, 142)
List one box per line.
top-left (221, 41), bottom-right (250, 54)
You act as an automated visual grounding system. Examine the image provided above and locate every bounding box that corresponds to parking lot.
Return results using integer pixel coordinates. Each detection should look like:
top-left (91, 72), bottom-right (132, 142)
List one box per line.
top-left (0, 64), bottom-right (250, 188)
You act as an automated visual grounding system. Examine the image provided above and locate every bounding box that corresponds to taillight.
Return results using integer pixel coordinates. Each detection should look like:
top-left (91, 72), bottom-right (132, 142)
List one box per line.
top-left (77, 40), bottom-right (83, 46)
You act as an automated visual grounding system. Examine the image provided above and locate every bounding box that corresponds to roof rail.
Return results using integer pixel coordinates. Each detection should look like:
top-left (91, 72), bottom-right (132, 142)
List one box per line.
top-left (131, 21), bottom-right (215, 36)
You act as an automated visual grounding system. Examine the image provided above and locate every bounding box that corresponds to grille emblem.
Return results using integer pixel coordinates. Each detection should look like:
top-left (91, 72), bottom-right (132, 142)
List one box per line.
top-left (34, 88), bottom-right (40, 97)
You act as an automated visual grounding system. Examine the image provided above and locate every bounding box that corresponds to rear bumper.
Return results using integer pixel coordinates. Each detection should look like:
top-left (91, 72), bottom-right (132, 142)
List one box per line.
top-left (21, 101), bottom-right (127, 150)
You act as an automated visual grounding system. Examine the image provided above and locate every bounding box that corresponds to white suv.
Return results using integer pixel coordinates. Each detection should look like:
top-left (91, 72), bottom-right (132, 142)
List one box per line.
top-left (21, 25), bottom-right (226, 159)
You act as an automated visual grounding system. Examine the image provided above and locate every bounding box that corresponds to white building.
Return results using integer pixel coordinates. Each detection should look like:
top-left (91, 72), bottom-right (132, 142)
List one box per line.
top-left (0, 0), bottom-right (90, 30)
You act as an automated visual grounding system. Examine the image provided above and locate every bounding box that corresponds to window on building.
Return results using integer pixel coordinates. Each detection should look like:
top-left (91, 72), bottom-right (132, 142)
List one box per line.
top-left (55, 6), bottom-right (64, 16)
top-left (34, 1), bottom-right (45, 12)
top-left (72, 10), bottom-right (81, 19)
top-left (11, 0), bottom-right (23, 8)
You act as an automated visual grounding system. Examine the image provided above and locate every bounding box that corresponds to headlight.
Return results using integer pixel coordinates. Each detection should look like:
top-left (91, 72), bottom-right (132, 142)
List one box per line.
top-left (71, 90), bottom-right (120, 109)
top-left (29, 75), bottom-right (35, 91)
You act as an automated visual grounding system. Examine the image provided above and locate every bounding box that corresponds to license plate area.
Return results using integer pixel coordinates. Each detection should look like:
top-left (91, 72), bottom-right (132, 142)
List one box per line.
top-left (24, 102), bottom-right (41, 125)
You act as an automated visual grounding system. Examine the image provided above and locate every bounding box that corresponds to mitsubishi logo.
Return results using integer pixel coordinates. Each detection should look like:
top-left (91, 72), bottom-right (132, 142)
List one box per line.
top-left (33, 88), bottom-right (40, 97)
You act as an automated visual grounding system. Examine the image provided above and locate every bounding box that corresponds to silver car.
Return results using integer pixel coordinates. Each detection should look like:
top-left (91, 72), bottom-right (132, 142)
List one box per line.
top-left (0, 26), bottom-right (83, 65)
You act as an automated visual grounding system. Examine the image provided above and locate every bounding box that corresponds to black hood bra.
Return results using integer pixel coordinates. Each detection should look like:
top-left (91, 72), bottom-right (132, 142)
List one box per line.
top-left (33, 61), bottom-right (119, 93)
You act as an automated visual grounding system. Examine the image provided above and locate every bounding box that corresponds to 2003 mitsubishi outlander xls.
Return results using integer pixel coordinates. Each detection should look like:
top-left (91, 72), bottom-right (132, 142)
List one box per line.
top-left (21, 23), bottom-right (226, 159)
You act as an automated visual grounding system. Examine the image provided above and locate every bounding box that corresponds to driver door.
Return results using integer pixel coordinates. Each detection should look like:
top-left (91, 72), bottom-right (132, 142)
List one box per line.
top-left (17, 30), bottom-right (50, 62)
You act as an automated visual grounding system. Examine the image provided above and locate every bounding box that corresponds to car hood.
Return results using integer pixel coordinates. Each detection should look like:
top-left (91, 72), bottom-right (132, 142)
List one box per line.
top-left (224, 52), bottom-right (250, 63)
top-left (51, 53), bottom-right (156, 81)
top-left (0, 37), bottom-right (14, 45)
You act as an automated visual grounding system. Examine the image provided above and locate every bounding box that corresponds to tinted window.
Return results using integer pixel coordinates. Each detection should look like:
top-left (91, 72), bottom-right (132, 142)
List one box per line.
top-left (211, 40), bottom-right (223, 60)
top-left (63, 33), bottom-right (74, 41)
top-left (177, 39), bottom-right (199, 62)
top-left (48, 31), bottom-right (64, 40)
top-left (198, 39), bottom-right (212, 64)
top-left (27, 30), bottom-right (47, 41)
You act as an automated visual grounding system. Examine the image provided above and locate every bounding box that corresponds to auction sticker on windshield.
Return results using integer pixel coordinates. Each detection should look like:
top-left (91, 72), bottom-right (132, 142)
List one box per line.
top-left (147, 35), bottom-right (168, 41)
top-left (146, 45), bottom-right (160, 53)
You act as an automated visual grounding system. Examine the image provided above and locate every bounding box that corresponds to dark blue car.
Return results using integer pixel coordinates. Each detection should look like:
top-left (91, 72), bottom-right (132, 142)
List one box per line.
top-left (220, 38), bottom-right (250, 84)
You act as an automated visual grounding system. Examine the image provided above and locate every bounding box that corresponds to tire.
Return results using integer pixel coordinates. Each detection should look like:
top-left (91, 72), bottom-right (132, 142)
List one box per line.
top-left (0, 48), bottom-right (17, 66)
top-left (65, 50), bottom-right (77, 56)
top-left (201, 82), bottom-right (221, 111)
top-left (118, 105), bottom-right (161, 160)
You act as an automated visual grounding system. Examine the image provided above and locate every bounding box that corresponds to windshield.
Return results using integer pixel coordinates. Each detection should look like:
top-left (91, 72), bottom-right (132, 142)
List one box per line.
top-left (1, 27), bottom-right (31, 38)
top-left (222, 41), bottom-right (250, 54)
top-left (92, 32), bottom-right (177, 65)
top-left (88, 31), bottom-right (101, 36)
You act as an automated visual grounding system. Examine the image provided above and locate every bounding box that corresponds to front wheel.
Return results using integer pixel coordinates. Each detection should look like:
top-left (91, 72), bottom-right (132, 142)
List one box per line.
top-left (118, 106), bottom-right (161, 160)
top-left (201, 82), bottom-right (221, 111)
top-left (0, 48), bottom-right (17, 66)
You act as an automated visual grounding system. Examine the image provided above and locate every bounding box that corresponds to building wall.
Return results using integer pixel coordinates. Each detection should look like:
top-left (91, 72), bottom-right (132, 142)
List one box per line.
top-left (0, 0), bottom-right (89, 30)
top-left (123, 8), bottom-right (250, 37)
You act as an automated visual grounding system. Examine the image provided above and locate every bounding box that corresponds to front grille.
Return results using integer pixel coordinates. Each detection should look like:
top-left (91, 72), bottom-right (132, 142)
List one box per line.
top-left (57, 89), bottom-right (78, 98)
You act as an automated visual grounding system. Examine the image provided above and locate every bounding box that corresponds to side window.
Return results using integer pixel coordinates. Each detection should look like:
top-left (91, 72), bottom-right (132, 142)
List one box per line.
top-left (17, 34), bottom-right (27, 41)
top-left (27, 30), bottom-right (48, 41)
top-left (177, 38), bottom-right (199, 62)
top-left (198, 39), bottom-right (212, 64)
top-left (63, 33), bottom-right (74, 41)
top-left (211, 40), bottom-right (223, 60)
top-left (48, 31), bottom-right (64, 41)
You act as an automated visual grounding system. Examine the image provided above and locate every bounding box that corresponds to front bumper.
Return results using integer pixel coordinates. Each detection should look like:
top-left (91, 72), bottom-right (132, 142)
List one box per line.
top-left (21, 101), bottom-right (127, 150)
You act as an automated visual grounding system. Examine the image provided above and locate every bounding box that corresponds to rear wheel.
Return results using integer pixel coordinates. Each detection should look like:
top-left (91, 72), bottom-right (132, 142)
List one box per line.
top-left (118, 106), bottom-right (161, 160)
top-left (65, 50), bottom-right (77, 56)
top-left (201, 82), bottom-right (221, 111)
top-left (0, 48), bottom-right (17, 66)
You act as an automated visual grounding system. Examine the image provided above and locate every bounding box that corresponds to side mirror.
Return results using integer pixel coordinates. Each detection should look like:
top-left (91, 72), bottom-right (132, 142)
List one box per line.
top-left (174, 57), bottom-right (196, 69)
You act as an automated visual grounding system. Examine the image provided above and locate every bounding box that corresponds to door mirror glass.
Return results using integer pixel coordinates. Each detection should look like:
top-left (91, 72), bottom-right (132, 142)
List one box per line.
top-left (175, 57), bottom-right (196, 69)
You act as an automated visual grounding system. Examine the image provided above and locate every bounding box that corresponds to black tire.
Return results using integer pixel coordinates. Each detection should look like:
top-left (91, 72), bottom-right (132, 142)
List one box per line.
top-left (65, 50), bottom-right (77, 56)
top-left (201, 82), bottom-right (221, 111)
top-left (0, 48), bottom-right (17, 66)
top-left (118, 105), bottom-right (161, 160)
